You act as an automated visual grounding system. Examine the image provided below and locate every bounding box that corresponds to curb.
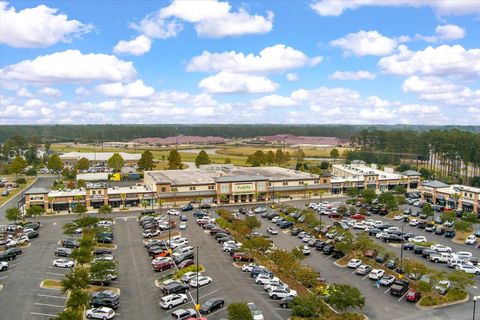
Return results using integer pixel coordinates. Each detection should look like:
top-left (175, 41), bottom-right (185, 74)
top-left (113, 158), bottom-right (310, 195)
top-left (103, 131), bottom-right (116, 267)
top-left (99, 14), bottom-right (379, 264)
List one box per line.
top-left (333, 259), bottom-right (348, 268)
top-left (40, 279), bottom-right (62, 290)
top-left (416, 293), bottom-right (470, 310)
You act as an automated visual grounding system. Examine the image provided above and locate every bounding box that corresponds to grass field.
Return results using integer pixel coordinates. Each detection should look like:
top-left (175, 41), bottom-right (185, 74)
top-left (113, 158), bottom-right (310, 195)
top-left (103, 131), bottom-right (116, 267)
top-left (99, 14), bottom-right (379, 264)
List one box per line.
top-left (0, 175), bottom-right (36, 206)
top-left (216, 146), bottom-right (351, 158)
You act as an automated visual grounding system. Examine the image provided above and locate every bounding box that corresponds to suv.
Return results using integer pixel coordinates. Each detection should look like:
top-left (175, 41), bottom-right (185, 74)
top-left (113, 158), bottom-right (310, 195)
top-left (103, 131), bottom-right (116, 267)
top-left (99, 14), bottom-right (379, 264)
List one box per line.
top-left (61, 239), bottom-right (79, 248)
top-left (90, 296), bottom-right (119, 309)
top-left (161, 281), bottom-right (189, 295)
top-left (171, 308), bottom-right (196, 320)
top-left (54, 248), bottom-right (72, 257)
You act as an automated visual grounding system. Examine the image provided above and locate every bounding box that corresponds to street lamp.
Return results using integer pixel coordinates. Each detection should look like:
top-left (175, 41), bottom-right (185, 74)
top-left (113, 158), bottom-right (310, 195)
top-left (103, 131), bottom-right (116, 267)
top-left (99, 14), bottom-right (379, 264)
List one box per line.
top-left (474, 296), bottom-right (480, 320)
top-left (195, 246), bottom-right (200, 316)
top-left (400, 224), bottom-right (404, 273)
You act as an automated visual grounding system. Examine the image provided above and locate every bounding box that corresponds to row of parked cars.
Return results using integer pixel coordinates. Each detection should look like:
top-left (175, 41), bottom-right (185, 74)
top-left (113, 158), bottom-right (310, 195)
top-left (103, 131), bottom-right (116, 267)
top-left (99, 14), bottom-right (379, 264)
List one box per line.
top-left (0, 221), bottom-right (41, 271)
top-left (140, 213), bottom-right (225, 319)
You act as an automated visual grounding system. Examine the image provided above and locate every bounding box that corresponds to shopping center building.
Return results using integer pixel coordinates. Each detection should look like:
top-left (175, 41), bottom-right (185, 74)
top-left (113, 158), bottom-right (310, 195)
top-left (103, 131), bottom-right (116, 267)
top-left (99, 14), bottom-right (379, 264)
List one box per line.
top-left (420, 180), bottom-right (480, 214)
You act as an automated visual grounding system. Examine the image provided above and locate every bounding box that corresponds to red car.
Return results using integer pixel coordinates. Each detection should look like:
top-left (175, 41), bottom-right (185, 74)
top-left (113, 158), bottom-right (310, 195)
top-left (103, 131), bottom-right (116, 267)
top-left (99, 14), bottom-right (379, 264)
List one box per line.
top-left (232, 252), bottom-right (254, 262)
top-left (406, 289), bottom-right (421, 302)
top-left (352, 214), bottom-right (366, 220)
top-left (328, 212), bottom-right (341, 218)
top-left (153, 260), bottom-right (174, 272)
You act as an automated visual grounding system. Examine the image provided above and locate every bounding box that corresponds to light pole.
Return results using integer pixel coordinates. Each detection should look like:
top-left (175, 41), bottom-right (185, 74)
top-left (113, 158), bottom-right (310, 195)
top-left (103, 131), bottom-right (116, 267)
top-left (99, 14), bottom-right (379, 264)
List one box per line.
top-left (474, 296), bottom-right (480, 320)
top-left (195, 246), bottom-right (200, 316)
top-left (400, 224), bottom-right (404, 273)
top-left (168, 209), bottom-right (171, 255)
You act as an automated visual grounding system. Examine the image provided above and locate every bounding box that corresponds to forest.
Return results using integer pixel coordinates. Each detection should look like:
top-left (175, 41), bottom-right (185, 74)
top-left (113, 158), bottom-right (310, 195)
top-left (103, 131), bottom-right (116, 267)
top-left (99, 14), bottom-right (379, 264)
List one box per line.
top-left (0, 124), bottom-right (479, 142)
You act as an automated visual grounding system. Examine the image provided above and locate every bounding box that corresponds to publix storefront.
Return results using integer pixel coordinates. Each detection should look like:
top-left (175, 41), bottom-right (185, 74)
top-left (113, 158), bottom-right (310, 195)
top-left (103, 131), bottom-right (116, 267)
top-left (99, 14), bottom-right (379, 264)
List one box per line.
top-left (215, 175), bottom-right (269, 204)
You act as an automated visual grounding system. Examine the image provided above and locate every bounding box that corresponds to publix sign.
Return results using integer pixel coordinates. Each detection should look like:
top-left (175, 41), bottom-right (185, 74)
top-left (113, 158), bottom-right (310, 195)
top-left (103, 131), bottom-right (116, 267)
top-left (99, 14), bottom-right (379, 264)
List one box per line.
top-left (233, 183), bottom-right (254, 193)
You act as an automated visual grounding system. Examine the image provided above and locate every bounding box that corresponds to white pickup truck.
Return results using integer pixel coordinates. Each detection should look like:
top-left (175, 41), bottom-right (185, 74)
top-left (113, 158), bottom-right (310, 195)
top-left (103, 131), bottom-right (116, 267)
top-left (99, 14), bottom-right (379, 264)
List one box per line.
top-left (430, 252), bottom-right (451, 263)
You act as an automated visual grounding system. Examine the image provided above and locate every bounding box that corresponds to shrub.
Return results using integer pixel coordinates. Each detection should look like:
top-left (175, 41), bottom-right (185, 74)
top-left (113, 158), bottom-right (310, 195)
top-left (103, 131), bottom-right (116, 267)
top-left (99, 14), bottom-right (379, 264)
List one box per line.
top-left (15, 177), bottom-right (27, 184)
top-left (174, 264), bottom-right (205, 279)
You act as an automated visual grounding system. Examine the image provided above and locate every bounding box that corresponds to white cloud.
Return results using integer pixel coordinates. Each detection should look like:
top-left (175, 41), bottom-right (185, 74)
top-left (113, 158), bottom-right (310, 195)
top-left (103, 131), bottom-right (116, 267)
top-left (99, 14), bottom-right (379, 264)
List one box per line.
top-left (251, 95), bottom-right (297, 110)
top-left (25, 99), bottom-right (47, 108)
top-left (16, 88), bottom-right (33, 98)
top-left (38, 87), bottom-right (62, 97)
top-left (0, 50), bottom-right (137, 84)
top-left (398, 104), bottom-right (440, 114)
top-left (113, 35), bottom-right (152, 56)
top-left (286, 73), bottom-right (299, 81)
top-left (95, 80), bottom-right (154, 98)
top-left (379, 45), bottom-right (480, 78)
top-left (330, 70), bottom-right (376, 80)
top-left (198, 71), bottom-right (278, 93)
top-left (330, 30), bottom-right (403, 57)
top-left (75, 86), bottom-right (90, 96)
top-left (416, 24), bottom-right (465, 43)
top-left (131, 0), bottom-right (273, 39)
top-left (311, 0), bottom-right (480, 17)
top-left (187, 44), bottom-right (322, 73)
top-left (0, 1), bottom-right (92, 48)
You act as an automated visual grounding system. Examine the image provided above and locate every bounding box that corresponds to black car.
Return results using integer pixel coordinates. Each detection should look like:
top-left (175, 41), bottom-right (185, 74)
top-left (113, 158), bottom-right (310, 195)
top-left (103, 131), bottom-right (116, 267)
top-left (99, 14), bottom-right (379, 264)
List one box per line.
top-left (90, 296), bottom-right (119, 309)
top-left (417, 222), bottom-right (427, 229)
top-left (413, 246), bottom-right (427, 254)
top-left (180, 215), bottom-right (188, 221)
top-left (199, 203), bottom-right (211, 209)
top-left (322, 245), bottom-right (334, 255)
top-left (162, 281), bottom-right (189, 295)
top-left (181, 204), bottom-right (194, 211)
top-left (0, 251), bottom-right (16, 261)
top-left (174, 252), bottom-right (194, 264)
top-left (375, 254), bottom-right (388, 263)
top-left (6, 248), bottom-right (22, 256)
top-left (385, 259), bottom-right (398, 269)
top-left (368, 228), bottom-right (382, 236)
top-left (26, 230), bottom-right (39, 238)
top-left (332, 249), bottom-right (345, 259)
top-left (291, 228), bottom-right (302, 236)
top-left (97, 236), bottom-right (113, 244)
top-left (383, 234), bottom-right (402, 243)
top-left (199, 297), bottom-right (224, 314)
top-left (402, 243), bottom-right (415, 250)
top-left (93, 248), bottom-right (112, 256)
top-left (24, 222), bottom-right (41, 230)
top-left (280, 221), bottom-right (294, 229)
top-left (445, 229), bottom-right (456, 238)
top-left (421, 249), bottom-right (436, 259)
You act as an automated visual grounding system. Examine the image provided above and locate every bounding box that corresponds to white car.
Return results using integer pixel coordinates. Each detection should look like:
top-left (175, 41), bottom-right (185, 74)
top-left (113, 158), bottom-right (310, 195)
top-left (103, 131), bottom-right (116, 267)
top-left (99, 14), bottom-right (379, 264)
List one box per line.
top-left (242, 263), bottom-right (260, 272)
top-left (247, 302), bottom-right (264, 320)
top-left (431, 244), bottom-right (452, 253)
top-left (86, 307), bottom-right (115, 319)
top-left (190, 275), bottom-right (212, 287)
top-left (409, 219), bottom-right (420, 226)
top-left (264, 279), bottom-right (287, 291)
top-left (379, 274), bottom-right (396, 286)
top-left (465, 235), bottom-right (477, 245)
top-left (52, 258), bottom-right (75, 268)
top-left (0, 261), bottom-right (9, 271)
top-left (302, 245), bottom-right (311, 255)
top-left (267, 227), bottom-right (278, 235)
top-left (409, 236), bottom-right (427, 243)
top-left (171, 238), bottom-right (189, 248)
top-left (256, 274), bottom-right (277, 285)
top-left (182, 271), bottom-right (201, 283)
top-left (393, 215), bottom-right (404, 221)
top-left (271, 216), bottom-right (281, 223)
top-left (254, 207), bottom-right (267, 213)
top-left (168, 209), bottom-right (181, 216)
top-left (268, 288), bottom-right (297, 299)
top-left (159, 293), bottom-right (188, 309)
top-left (143, 229), bottom-right (160, 238)
top-left (354, 222), bottom-right (366, 230)
top-left (456, 251), bottom-right (473, 260)
top-left (347, 259), bottom-right (362, 268)
top-left (456, 264), bottom-right (480, 275)
top-left (97, 221), bottom-right (113, 227)
top-left (368, 269), bottom-right (385, 280)
top-left (179, 222), bottom-right (187, 230)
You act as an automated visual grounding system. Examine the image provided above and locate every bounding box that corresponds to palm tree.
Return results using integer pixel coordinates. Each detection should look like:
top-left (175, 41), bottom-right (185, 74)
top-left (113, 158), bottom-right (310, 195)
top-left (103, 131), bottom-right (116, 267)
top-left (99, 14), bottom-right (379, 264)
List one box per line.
top-left (120, 193), bottom-right (126, 209)
top-left (306, 190), bottom-right (313, 201)
top-left (219, 194), bottom-right (228, 208)
top-left (451, 193), bottom-right (460, 210)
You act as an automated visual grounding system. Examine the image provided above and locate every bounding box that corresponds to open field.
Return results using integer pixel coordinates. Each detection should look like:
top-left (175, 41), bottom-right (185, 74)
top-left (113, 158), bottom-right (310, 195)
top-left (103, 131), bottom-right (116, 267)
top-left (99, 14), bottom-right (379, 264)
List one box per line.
top-left (216, 146), bottom-right (351, 158)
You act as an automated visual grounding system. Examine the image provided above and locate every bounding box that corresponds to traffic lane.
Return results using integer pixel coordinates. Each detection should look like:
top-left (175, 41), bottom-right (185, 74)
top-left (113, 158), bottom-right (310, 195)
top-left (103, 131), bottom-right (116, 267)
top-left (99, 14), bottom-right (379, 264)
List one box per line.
top-left (258, 216), bottom-right (423, 320)
top-left (183, 215), bottom-right (288, 320)
top-left (0, 220), bottom-right (65, 319)
top-left (114, 217), bottom-right (159, 320)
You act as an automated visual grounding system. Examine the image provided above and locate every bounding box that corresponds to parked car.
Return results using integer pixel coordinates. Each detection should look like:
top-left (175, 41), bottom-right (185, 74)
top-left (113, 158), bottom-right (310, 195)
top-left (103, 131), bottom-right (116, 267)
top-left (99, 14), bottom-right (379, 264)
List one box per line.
top-left (0, 261), bottom-right (9, 271)
top-left (465, 235), bottom-right (477, 245)
top-left (181, 204), bottom-right (193, 211)
top-left (355, 265), bottom-right (372, 275)
top-left (159, 293), bottom-right (188, 309)
top-left (390, 280), bottom-right (409, 296)
top-left (379, 274), bottom-right (396, 286)
top-left (347, 259), bottom-right (362, 269)
top-left (190, 275), bottom-right (213, 287)
top-left (199, 297), bottom-right (224, 314)
top-left (406, 289), bottom-right (421, 302)
top-left (161, 281), bottom-right (189, 295)
top-left (52, 258), bottom-right (75, 268)
top-left (269, 288), bottom-right (297, 299)
top-left (247, 302), bottom-right (264, 320)
top-left (90, 295), bottom-right (119, 310)
top-left (368, 269), bottom-right (385, 280)
top-left (171, 308), bottom-right (197, 320)
top-left (54, 248), bottom-right (72, 257)
top-left (85, 307), bottom-right (115, 319)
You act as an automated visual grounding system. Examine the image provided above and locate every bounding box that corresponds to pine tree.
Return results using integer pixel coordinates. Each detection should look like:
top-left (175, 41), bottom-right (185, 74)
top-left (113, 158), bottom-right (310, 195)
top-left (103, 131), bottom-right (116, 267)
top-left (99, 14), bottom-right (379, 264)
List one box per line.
top-left (107, 153), bottom-right (125, 172)
top-left (75, 157), bottom-right (90, 171)
top-left (47, 154), bottom-right (63, 171)
top-left (195, 150), bottom-right (212, 167)
top-left (167, 150), bottom-right (183, 169)
top-left (138, 150), bottom-right (154, 171)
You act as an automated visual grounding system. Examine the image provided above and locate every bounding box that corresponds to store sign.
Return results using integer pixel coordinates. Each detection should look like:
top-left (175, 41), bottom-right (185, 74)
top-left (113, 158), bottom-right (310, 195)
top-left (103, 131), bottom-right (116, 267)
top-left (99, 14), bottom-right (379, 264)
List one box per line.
top-left (30, 196), bottom-right (44, 201)
top-left (90, 194), bottom-right (104, 199)
top-left (233, 183), bottom-right (254, 193)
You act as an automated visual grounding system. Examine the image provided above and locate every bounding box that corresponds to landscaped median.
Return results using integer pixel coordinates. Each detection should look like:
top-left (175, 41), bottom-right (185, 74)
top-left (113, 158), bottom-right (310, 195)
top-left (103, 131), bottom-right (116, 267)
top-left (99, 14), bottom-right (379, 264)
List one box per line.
top-left (155, 264), bottom-right (206, 287)
top-left (216, 208), bottom-right (366, 320)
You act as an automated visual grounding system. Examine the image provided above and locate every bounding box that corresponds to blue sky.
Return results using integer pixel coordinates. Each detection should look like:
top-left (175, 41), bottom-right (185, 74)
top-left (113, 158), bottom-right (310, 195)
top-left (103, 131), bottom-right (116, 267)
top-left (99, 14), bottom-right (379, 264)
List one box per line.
top-left (1, 0), bottom-right (479, 125)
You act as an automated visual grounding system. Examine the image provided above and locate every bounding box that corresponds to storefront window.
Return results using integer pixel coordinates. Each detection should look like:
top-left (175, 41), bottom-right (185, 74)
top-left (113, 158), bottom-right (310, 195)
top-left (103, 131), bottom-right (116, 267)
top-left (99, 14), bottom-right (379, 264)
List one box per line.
top-left (220, 184), bottom-right (229, 193)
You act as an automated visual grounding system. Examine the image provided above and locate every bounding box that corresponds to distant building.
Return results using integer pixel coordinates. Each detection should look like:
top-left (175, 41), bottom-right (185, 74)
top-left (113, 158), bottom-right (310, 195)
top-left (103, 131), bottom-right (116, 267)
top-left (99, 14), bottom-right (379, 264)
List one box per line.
top-left (59, 152), bottom-right (141, 166)
top-left (420, 181), bottom-right (479, 214)
top-left (244, 134), bottom-right (349, 146)
top-left (132, 135), bottom-right (227, 146)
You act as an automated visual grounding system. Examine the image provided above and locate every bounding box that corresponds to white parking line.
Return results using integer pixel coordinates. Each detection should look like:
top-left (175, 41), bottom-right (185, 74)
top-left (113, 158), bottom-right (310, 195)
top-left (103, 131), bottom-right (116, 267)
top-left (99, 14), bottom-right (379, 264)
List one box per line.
top-left (199, 289), bottom-right (219, 299)
top-left (398, 291), bottom-right (409, 302)
top-left (384, 288), bottom-right (391, 294)
top-left (351, 270), bottom-right (357, 274)
top-left (34, 302), bottom-right (65, 308)
top-left (204, 306), bottom-right (227, 317)
top-left (30, 312), bottom-right (59, 317)
top-left (0, 275), bottom-right (8, 280)
top-left (37, 294), bottom-right (67, 299)
top-left (46, 272), bottom-right (65, 276)
top-left (361, 275), bottom-right (370, 280)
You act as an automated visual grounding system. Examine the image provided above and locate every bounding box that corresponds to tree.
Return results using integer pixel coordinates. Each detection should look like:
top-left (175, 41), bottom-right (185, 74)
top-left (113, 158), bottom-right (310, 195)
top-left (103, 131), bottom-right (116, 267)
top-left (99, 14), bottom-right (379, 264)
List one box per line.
top-left (65, 289), bottom-right (90, 311)
top-left (138, 150), bottom-right (154, 171)
top-left (378, 192), bottom-right (398, 210)
top-left (90, 260), bottom-right (117, 286)
top-left (330, 148), bottom-right (340, 159)
top-left (47, 154), bottom-right (63, 171)
top-left (9, 155), bottom-right (27, 175)
top-left (26, 206), bottom-right (44, 221)
top-left (319, 161), bottom-right (330, 170)
top-left (290, 294), bottom-right (326, 318)
top-left (361, 189), bottom-right (376, 204)
top-left (422, 203), bottom-right (434, 220)
top-left (440, 211), bottom-right (456, 223)
top-left (167, 149), bottom-right (183, 169)
top-left (403, 258), bottom-right (430, 278)
top-left (454, 220), bottom-right (473, 233)
top-left (266, 151), bottom-right (275, 165)
top-left (195, 150), bottom-right (212, 167)
top-left (352, 232), bottom-right (375, 253)
top-left (75, 157), bottom-right (90, 171)
top-left (107, 153), bottom-right (125, 172)
top-left (347, 187), bottom-right (359, 198)
top-left (419, 168), bottom-right (433, 180)
top-left (274, 149), bottom-right (285, 165)
top-left (394, 185), bottom-right (406, 194)
top-left (57, 309), bottom-right (82, 320)
top-left (227, 303), bottom-right (253, 320)
top-left (293, 149), bottom-right (305, 162)
top-left (61, 267), bottom-right (91, 293)
top-left (243, 236), bottom-right (272, 254)
top-left (25, 168), bottom-right (37, 176)
top-left (70, 247), bottom-right (92, 266)
top-left (334, 232), bottom-right (353, 254)
top-left (73, 203), bottom-right (87, 216)
top-left (5, 208), bottom-right (21, 223)
top-left (462, 212), bottom-right (479, 224)
top-left (327, 283), bottom-right (365, 311)
top-left (295, 266), bottom-right (319, 288)
top-left (224, 157), bottom-right (232, 164)
top-left (98, 205), bottom-right (112, 218)
top-left (246, 150), bottom-right (266, 167)
top-left (244, 216), bottom-right (261, 230)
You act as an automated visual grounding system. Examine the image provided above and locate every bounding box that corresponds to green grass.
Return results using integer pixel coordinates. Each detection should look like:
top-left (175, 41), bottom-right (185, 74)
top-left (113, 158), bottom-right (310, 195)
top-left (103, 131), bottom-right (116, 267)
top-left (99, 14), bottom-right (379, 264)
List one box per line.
top-left (0, 175), bottom-right (36, 206)
top-left (419, 288), bottom-right (467, 306)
